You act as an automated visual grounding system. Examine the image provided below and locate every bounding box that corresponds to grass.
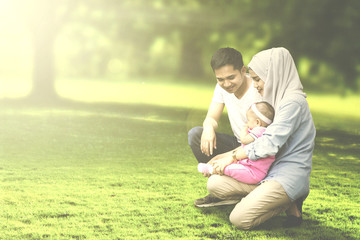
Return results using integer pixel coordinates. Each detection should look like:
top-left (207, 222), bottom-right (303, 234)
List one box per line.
top-left (0, 80), bottom-right (360, 239)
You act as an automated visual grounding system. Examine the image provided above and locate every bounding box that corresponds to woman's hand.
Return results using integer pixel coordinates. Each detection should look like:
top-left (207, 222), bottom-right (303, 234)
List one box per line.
top-left (207, 147), bottom-right (248, 175)
top-left (208, 152), bottom-right (235, 175)
top-left (201, 126), bottom-right (217, 156)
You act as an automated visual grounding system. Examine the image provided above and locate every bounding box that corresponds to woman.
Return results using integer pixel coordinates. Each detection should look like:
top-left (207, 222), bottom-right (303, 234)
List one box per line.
top-left (201, 47), bottom-right (316, 230)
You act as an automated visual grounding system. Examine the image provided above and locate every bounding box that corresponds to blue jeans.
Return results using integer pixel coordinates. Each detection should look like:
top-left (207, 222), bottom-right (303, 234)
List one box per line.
top-left (188, 126), bottom-right (241, 163)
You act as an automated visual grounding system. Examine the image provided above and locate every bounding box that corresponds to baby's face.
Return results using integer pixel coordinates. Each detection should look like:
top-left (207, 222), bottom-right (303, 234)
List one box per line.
top-left (246, 110), bottom-right (260, 129)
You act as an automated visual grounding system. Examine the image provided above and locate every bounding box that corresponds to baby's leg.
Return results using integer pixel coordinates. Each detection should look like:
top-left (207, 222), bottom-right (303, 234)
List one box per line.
top-left (198, 163), bottom-right (213, 174)
top-left (224, 164), bottom-right (260, 185)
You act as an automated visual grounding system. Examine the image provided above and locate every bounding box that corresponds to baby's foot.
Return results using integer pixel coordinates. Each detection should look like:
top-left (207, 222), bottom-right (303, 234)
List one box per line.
top-left (197, 163), bottom-right (213, 174)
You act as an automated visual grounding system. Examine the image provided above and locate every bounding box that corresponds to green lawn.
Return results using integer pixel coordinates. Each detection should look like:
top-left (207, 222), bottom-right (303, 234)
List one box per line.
top-left (0, 81), bottom-right (359, 239)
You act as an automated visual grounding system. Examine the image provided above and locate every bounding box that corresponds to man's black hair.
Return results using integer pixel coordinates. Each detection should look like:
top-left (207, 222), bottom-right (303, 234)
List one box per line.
top-left (210, 47), bottom-right (244, 71)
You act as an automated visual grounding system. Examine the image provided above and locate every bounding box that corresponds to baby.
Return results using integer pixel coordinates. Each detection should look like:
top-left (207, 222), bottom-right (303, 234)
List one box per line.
top-left (198, 101), bottom-right (275, 184)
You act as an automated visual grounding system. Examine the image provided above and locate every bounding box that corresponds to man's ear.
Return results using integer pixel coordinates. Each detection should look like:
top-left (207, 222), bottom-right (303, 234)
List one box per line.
top-left (241, 65), bottom-right (247, 74)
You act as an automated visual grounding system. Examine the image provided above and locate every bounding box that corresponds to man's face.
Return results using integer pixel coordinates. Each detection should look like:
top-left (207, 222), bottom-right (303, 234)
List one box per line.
top-left (214, 65), bottom-right (246, 95)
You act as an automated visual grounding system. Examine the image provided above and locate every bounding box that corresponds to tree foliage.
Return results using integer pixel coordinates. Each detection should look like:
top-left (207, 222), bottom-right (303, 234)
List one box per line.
top-left (2, 0), bottom-right (359, 100)
top-left (60, 0), bottom-right (359, 90)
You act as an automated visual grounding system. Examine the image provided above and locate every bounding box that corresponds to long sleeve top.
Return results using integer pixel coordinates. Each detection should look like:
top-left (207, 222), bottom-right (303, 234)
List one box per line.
top-left (244, 94), bottom-right (316, 201)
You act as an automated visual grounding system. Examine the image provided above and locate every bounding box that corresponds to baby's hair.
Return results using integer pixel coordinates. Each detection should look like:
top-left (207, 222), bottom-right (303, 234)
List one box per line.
top-left (253, 102), bottom-right (275, 126)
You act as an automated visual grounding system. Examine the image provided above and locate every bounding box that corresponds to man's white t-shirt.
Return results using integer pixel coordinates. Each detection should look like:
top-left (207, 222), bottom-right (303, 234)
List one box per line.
top-left (211, 79), bottom-right (262, 142)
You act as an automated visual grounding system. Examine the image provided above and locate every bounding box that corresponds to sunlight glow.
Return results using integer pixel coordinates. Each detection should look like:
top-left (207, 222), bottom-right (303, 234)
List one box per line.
top-left (0, 0), bottom-right (33, 98)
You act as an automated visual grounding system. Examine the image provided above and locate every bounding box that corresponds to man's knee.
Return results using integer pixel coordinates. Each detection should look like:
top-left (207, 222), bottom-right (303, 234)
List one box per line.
top-left (229, 207), bottom-right (253, 230)
top-left (188, 126), bottom-right (202, 146)
top-left (207, 175), bottom-right (221, 196)
top-left (207, 175), bottom-right (232, 199)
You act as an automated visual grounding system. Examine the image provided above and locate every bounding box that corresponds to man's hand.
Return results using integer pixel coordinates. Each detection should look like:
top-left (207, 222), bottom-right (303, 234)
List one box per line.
top-left (201, 126), bottom-right (217, 156)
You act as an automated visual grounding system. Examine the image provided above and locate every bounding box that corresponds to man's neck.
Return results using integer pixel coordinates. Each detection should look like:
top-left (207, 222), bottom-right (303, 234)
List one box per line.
top-left (234, 76), bottom-right (252, 99)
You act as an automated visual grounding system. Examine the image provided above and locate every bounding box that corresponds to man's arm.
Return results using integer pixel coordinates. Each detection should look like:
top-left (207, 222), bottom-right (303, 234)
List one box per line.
top-left (201, 102), bottom-right (224, 156)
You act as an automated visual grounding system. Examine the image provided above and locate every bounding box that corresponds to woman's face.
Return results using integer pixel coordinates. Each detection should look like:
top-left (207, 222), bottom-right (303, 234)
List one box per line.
top-left (249, 69), bottom-right (265, 96)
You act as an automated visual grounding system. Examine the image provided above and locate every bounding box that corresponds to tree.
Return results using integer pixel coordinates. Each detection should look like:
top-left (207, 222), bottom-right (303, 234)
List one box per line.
top-left (9, 0), bottom-right (359, 100)
top-left (262, 0), bottom-right (360, 91)
top-left (20, 0), bottom-right (75, 102)
top-left (29, 0), bottom-right (57, 100)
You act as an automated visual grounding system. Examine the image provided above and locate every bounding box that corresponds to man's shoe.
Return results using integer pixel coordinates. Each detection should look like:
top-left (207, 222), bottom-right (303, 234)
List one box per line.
top-left (194, 194), bottom-right (239, 208)
top-left (283, 215), bottom-right (303, 228)
top-left (283, 198), bottom-right (304, 228)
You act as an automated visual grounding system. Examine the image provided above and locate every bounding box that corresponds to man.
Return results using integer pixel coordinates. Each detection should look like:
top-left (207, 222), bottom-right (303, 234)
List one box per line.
top-left (188, 47), bottom-right (261, 207)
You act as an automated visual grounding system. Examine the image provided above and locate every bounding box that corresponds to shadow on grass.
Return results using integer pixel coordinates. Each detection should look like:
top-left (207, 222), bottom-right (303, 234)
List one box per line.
top-left (0, 97), bottom-right (207, 166)
top-left (314, 128), bottom-right (360, 175)
top-left (0, 97), bottom-right (198, 123)
top-left (255, 214), bottom-right (358, 240)
top-left (197, 205), bottom-right (358, 240)
top-left (316, 129), bottom-right (360, 154)
top-left (1, 97), bottom-right (359, 175)
top-left (2, 96), bottom-right (359, 172)
top-left (0, 97), bottom-right (233, 136)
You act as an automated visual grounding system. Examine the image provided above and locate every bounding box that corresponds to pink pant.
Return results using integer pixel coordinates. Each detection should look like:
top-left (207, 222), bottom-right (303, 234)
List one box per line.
top-left (224, 163), bottom-right (266, 184)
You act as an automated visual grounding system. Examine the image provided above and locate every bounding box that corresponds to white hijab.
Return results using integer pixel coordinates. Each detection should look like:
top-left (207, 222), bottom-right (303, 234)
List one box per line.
top-left (248, 47), bottom-right (306, 110)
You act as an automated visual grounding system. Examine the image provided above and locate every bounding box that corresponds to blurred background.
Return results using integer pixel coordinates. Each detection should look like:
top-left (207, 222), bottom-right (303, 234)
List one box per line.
top-left (0, 0), bottom-right (359, 102)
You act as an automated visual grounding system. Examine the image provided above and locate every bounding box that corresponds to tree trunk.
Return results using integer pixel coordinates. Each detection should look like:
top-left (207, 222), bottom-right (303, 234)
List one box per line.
top-left (28, 0), bottom-right (58, 102)
top-left (31, 30), bottom-right (57, 100)
top-left (178, 25), bottom-right (205, 79)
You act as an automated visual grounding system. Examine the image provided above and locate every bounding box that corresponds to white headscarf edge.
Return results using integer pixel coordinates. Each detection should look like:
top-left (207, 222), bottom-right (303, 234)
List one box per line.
top-left (248, 47), bottom-right (306, 110)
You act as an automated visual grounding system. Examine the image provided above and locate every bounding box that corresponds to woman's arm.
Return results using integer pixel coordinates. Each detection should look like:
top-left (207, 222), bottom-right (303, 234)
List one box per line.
top-left (209, 100), bottom-right (304, 173)
top-left (244, 101), bottom-right (303, 160)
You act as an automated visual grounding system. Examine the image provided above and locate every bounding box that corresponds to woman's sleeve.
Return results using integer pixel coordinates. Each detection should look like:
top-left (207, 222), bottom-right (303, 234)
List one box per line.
top-left (244, 101), bottom-right (303, 160)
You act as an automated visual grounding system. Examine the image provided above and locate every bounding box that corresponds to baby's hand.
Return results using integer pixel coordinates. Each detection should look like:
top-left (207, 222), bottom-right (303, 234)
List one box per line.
top-left (241, 125), bottom-right (249, 132)
top-left (240, 125), bottom-right (249, 141)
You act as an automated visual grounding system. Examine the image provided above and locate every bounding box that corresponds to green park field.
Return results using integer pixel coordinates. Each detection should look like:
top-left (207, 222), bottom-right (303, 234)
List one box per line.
top-left (0, 80), bottom-right (359, 239)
